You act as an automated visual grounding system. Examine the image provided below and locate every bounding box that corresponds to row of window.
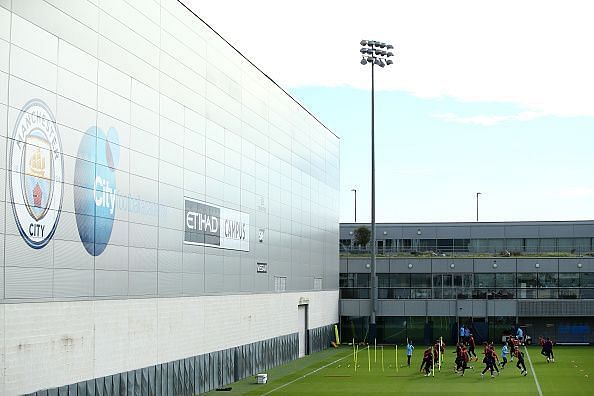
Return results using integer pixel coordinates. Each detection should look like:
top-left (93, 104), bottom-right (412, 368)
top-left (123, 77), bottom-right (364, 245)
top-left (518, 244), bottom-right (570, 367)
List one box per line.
top-left (339, 272), bottom-right (594, 289)
top-left (340, 287), bottom-right (594, 300)
top-left (340, 237), bottom-right (594, 254)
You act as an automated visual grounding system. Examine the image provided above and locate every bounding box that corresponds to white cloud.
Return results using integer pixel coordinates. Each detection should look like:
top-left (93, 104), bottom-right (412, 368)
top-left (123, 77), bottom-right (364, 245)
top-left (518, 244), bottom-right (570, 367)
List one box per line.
top-left (432, 111), bottom-right (544, 126)
top-left (184, 0), bottom-right (594, 117)
top-left (558, 187), bottom-right (594, 198)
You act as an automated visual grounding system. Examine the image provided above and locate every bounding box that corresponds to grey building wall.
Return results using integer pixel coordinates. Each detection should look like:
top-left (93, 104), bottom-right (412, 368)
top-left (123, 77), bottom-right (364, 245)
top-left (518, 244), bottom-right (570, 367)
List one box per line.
top-left (0, 0), bottom-right (340, 303)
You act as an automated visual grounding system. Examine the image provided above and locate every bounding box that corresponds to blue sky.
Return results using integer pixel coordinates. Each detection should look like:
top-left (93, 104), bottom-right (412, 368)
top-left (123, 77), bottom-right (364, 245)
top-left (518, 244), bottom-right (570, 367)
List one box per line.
top-left (189, 0), bottom-right (594, 223)
top-left (290, 87), bottom-right (594, 222)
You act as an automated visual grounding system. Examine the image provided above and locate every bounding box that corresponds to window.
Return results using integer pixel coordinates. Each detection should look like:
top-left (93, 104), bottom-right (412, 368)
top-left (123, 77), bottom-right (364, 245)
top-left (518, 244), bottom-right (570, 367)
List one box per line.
top-left (496, 273), bottom-right (515, 288)
top-left (392, 274), bottom-right (410, 287)
top-left (538, 273), bottom-right (558, 288)
top-left (411, 274), bottom-right (431, 287)
top-left (313, 278), bottom-right (322, 291)
top-left (453, 239), bottom-right (470, 252)
top-left (340, 288), bottom-right (370, 299)
top-left (581, 273), bottom-right (594, 287)
top-left (475, 274), bottom-right (495, 288)
top-left (517, 273), bottom-right (537, 288)
top-left (559, 273), bottom-right (579, 288)
top-left (377, 274), bottom-right (390, 287)
top-left (274, 276), bottom-right (286, 292)
top-left (340, 273), bottom-right (370, 288)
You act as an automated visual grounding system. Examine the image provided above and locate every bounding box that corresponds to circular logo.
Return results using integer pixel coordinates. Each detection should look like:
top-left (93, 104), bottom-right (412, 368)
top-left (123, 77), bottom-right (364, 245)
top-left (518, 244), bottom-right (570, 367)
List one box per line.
top-left (9, 99), bottom-right (64, 248)
top-left (74, 127), bottom-right (119, 256)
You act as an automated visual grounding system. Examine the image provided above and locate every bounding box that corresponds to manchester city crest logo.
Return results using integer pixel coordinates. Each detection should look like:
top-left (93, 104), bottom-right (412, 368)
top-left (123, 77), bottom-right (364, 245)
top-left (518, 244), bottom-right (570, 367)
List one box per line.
top-left (9, 99), bottom-right (64, 248)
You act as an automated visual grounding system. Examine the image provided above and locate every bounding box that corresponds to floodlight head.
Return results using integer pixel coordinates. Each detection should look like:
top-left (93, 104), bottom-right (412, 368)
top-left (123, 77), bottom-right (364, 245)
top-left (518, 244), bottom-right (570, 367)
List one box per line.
top-left (360, 58), bottom-right (367, 65)
top-left (374, 58), bottom-right (381, 66)
top-left (379, 59), bottom-right (385, 67)
top-left (386, 44), bottom-right (394, 50)
top-left (387, 51), bottom-right (394, 57)
top-left (380, 50), bottom-right (387, 56)
top-left (366, 48), bottom-right (373, 54)
top-left (360, 40), bottom-right (368, 46)
top-left (386, 59), bottom-right (393, 65)
top-left (366, 56), bottom-right (373, 62)
top-left (379, 42), bottom-right (386, 48)
top-left (360, 48), bottom-right (367, 53)
top-left (368, 40), bottom-right (376, 47)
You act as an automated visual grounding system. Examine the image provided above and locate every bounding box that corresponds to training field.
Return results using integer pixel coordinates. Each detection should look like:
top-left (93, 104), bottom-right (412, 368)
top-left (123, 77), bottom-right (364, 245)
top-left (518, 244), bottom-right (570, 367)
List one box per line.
top-left (207, 345), bottom-right (593, 395)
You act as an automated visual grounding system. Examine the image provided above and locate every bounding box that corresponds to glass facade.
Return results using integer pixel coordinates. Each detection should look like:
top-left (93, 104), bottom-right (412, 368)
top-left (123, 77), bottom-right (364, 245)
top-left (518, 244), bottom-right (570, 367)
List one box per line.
top-left (341, 272), bottom-right (594, 300)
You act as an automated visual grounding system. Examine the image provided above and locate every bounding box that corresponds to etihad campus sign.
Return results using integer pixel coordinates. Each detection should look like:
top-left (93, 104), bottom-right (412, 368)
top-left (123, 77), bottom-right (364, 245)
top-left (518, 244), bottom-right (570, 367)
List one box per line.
top-left (184, 197), bottom-right (250, 251)
top-left (9, 99), bottom-right (64, 249)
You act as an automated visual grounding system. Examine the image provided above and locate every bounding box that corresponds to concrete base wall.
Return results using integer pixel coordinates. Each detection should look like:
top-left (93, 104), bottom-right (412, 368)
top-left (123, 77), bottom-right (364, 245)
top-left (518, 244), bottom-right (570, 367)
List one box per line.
top-left (0, 290), bottom-right (338, 395)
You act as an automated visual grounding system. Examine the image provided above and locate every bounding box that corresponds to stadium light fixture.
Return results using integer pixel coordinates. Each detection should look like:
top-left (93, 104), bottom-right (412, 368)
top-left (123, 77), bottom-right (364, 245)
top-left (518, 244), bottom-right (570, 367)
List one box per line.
top-left (359, 38), bottom-right (395, 343)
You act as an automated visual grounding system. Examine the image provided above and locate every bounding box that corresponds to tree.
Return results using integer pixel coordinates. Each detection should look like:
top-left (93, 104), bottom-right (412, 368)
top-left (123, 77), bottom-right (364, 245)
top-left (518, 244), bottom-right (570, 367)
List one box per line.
top-left (353, 226), bottom-right (371, 248)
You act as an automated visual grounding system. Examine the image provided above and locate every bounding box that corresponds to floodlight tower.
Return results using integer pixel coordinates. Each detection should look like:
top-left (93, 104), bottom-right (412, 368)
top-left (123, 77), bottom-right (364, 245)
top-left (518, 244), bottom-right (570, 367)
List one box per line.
top-left (359, 40), bottom-right (394, 342)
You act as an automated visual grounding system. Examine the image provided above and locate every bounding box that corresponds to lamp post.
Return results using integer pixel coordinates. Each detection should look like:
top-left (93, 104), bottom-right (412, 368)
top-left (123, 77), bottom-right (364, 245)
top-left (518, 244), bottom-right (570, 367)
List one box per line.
top-left (351, 188), bottom-right (357, 222)
top-left (476, 192), bottom-right (482, 222)
top-left (360, 39), bottom-right (394, 341)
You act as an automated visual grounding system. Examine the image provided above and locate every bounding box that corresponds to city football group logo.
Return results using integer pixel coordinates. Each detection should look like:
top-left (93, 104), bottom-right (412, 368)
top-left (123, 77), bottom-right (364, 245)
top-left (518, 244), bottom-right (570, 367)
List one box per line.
top-left (9, 99), bottom-right (64, 248)
top-left (73, 127), bottom-right (120, 256)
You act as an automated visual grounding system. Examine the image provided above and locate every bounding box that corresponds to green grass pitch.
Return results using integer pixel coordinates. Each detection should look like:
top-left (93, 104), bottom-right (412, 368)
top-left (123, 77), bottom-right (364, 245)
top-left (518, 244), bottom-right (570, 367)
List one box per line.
top-left (207, 345), bottom-right (594, 395)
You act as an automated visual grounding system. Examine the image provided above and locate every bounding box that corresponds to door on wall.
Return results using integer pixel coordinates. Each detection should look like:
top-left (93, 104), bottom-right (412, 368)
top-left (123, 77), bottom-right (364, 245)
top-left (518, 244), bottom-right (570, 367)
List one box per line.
top-left (298, 305), bottom-right (308, 357)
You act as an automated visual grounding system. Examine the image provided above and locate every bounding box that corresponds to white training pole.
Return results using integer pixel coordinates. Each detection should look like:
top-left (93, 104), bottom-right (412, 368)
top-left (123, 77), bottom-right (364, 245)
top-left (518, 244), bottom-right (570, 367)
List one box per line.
top-left (375, 338), bottom-right (377, 363)
top-left (396, 345), bottom-right (399, 372)
top-left (355, 344), bottom-right (358, 372)
top-left (432, 346), bottom-right (435, 377)
top-left (368, 344), bottom-right (371, 372)
top-left (382, 346), bottom-right (385, 371)
top-left (438, 337), bottom-right (442, 371)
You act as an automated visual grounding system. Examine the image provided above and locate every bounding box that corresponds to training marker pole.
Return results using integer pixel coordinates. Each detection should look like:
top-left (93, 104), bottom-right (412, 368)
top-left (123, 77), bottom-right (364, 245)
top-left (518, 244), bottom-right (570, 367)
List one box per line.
top-left (355, 345), bottom-right (358, 372)
top-left (438, 337), bottom-right (441, 371)
top-left (368, 344), bottom-right (371, 372)
top-left (382, 346), bottom-right (385, 371)
top-left (353, 338), bottom-right (355, 363)
top-left (432, 346), bottom-right (435, 377)
top-left (396, 345), bottom-right (399, 372)
top-left (375, 338), bottom-right (377, 363)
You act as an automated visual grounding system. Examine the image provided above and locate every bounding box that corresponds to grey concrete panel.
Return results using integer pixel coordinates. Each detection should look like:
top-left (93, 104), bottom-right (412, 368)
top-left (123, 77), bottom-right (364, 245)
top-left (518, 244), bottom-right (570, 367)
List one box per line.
top-left (427, 300), bottom-right (455, 316)
top-left (5, 266), bottom-right (53, 299)
top-left (432, 258), bottom-right (474, 273)
top-left (574, 224), bottom-right (594, 237)
top-left (378, 300), bottom-right (405, 316)
top-left (404, 300), bottom-right (426, 316)
top-left (470, 226), bottom-right (505, 238)
top-left (158, 271), bottom-right (182, 296)
top-left (95, 270), bottom-right (128, 297)
top-left (346, 258), bottom-right (371, 273)
top-left (490, 300), bottom-right (517, 317)
top-left (357, 299), bottom-right (371, 316)
top-left (474, 258), bottom-right (516, 273)
top-left (455, 300), bottom-right (473, 317)
top-left (395, 258), bottom-right (431, 273)
top-left (435, 226), bottom-right (471, 238)
top-left (503, 225), bottom-right (540, 238)
top-left (517, 258), bottom-right (557, 272)
top-left (471, 300), bottom-right (487, 317)
top-left (558, 258), bottom-right (588, 273)
top-left (53, 268), bottom-right (93, 298)
top-left (129, 247), bottom-right (157, 272)
top-left (538, 224), bottom-right (573, 238)
top-left (376, 259), bottom-right (389, 273)
top-left (129, 271), bottom-right (157, 296)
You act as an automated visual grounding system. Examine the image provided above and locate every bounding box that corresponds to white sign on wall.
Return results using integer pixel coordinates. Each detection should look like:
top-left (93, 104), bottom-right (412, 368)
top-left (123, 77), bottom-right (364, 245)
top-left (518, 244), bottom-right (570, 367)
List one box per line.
top-left (184, 197), bottom-right (250, 251)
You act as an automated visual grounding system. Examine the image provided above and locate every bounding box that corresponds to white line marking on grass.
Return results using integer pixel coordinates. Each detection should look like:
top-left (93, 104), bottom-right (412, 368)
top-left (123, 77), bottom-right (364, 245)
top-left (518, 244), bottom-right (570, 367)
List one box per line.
top-left (261, 348), bottom-right (361, 395)
top-left (524, 346), bottom-right (543, 396)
